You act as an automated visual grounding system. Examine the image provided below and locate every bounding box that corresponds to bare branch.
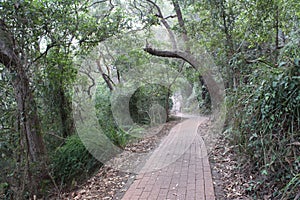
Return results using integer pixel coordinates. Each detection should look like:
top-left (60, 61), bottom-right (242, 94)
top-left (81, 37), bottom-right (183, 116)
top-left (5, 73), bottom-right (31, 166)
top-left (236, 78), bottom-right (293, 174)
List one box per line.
top-left (103, 44), bottom-right (116, 62)
top-left (132, 0), bottom-right (144, 19)
top-left (99, 51), bottom-right (110, 76)
top-left (48, 132), bottom-right (66, 140)
top-left (96, 56), bottom-right (114, 91)
top-left (164, 15), bottom-right (177, 20)
top-left (79, 68), bottom-right (96, 97)
top-left (245, 59), bottom-right (273, 67)
top-left (30, 42), bottom-right (58, 65)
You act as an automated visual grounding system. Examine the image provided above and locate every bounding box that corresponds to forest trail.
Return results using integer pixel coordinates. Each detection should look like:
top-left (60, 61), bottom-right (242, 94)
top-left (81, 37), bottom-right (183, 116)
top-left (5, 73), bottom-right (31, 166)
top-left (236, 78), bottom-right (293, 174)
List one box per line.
top-left (122, 116), bottom-right (215, 200)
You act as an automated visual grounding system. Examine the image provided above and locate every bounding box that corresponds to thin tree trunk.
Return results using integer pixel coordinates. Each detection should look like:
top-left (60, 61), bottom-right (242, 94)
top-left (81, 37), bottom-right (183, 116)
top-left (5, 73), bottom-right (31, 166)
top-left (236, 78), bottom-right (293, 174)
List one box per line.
top-left (199, 75), bottom-right (211, 110)
top-left (274, 4), bottom-right (280, 62)
top-left (220, 0), bottom-right (235, 89)
top-left (172, 0), bottom-right (190, 52)
top-left (165, 88), bottom-right (171, 122)
top-left (275, 5), bottom-right (279, 50)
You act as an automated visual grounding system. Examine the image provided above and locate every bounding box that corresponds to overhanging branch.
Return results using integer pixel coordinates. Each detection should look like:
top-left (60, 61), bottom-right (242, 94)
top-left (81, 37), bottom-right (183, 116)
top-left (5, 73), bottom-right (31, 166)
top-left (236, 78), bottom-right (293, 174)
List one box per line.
top-left (143, 45), bottom-right (225, 109)
top-left (143, 46), bottom-right (195, 68)
top-left (144, 47), bottom-right (181, 58)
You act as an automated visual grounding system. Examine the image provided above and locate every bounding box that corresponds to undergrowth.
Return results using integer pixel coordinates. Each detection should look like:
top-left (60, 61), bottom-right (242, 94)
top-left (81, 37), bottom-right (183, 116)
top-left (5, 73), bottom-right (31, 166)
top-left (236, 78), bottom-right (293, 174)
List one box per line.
top-left (51, 135), bottom-right (102, 189)
top-left (229, 58), bottom-right (299, 199)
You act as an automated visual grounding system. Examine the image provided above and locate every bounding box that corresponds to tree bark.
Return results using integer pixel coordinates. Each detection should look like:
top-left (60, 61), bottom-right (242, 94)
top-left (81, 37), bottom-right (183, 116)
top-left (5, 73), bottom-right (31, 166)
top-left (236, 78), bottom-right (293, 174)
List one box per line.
top-left (199, 76), bottom-right (211, 110)
top-left (12, 66), bottom-right (46, 162)
top-left (59, 84), bottom-right (75, 138)
top-left (58, 65), bottom-right (75, 138)
top-left (165, 88), bottom-right (171, 122)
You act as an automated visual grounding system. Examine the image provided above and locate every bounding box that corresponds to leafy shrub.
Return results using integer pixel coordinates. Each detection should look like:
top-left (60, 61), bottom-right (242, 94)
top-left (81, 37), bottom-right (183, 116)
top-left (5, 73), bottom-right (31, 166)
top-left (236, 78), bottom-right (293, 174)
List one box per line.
top-left (129, 84), bottom-right (173, 125)
top-left (51, 135), bottom-right (101, 186)
top-left (95, 84), bottom-right (131, 147)
top-left (229, 59), bottom-right (299, 198)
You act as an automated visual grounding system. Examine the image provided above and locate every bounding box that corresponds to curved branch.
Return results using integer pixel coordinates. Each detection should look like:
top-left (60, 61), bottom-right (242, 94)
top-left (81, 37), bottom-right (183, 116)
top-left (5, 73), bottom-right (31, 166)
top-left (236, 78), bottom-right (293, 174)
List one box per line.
top-left (79, 69), bottom-right (96, 97)
top-left (31, 42), bottom-right (57, 65)
top-left (144, 47), bottom-right (192, 65)
top-left (144, 46), bottom-right (225, 109)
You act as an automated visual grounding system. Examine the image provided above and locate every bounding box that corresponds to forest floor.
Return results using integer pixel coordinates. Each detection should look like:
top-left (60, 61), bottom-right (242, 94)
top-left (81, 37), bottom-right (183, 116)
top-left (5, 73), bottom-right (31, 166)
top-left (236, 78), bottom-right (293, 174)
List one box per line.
top-left (206, 124), bottom-right (252, 199)
top-left (55, 116), bottom-right (251, 199)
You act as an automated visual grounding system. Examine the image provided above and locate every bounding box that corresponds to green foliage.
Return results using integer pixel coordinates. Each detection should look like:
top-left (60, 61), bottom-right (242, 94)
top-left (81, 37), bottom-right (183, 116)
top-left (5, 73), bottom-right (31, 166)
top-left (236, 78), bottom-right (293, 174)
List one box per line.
top-left (230, 59), bottom-right (300, 198)
top-left (1, 0), bottom-right (126, 197)
top-left (95, 84), bottom-right (130, 147)
top-left (0, 67), bottom-right (20, 199)
top-left (51, 135), bottom-right (101, 186)
top-left (188, 0), bottom-right (300, 197)
top-left (129, 84), bottom-right (173, 125)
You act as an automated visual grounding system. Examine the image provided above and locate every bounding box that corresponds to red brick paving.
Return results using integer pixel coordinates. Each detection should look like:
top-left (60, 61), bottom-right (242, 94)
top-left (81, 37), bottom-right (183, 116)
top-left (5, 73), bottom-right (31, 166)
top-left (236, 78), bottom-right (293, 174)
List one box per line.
top-left (122, 117), bottom-right (215, 200)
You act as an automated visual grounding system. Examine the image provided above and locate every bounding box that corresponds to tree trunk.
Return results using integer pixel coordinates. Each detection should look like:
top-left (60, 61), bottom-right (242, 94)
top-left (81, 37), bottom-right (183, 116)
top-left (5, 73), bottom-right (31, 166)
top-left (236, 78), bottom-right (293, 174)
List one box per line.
top-left (59, 86), bottom-right (75, 138)
top-left (12, 65), bottom-right (46, 162)
top-left (165, 88), bottom-right (171, 122)
top-left (199, 76), bottom-right (211, 110)
top-left (58, 65), bottom-right (75, 138)
top-left (220, 0), bottom-right (235, 89)
top-left (172, 0), bottom-right (189, 52)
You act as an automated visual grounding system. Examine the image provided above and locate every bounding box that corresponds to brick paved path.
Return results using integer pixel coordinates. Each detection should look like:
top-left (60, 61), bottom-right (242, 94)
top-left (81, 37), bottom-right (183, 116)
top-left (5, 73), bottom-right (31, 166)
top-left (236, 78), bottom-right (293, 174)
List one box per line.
top-left (122, 117), bottom-right (215, 200)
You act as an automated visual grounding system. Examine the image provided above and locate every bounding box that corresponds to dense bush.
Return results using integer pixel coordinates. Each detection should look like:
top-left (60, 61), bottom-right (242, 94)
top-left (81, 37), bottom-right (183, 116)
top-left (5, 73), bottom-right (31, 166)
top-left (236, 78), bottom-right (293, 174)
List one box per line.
top-left (51, 135), bottom-right (101, 186)
top-left (129, 84), bottom-right (173, 125)
top-left (229, 59), bottom-right (299, 198)
top-left (95, 84), bottom-right (130, 147)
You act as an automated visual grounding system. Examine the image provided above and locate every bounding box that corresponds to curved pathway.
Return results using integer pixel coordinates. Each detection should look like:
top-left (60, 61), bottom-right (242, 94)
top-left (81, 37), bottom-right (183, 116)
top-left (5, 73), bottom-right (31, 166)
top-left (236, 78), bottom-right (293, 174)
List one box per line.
top-left (122, 116), bottom-right (215, 200)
